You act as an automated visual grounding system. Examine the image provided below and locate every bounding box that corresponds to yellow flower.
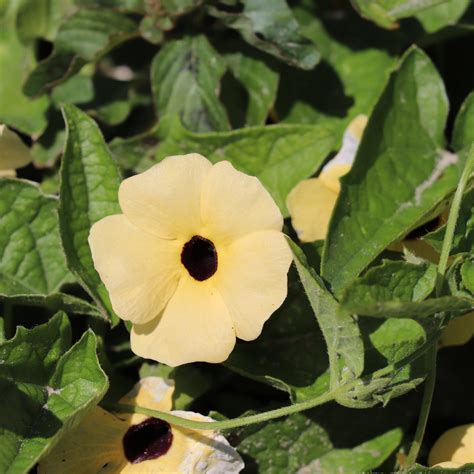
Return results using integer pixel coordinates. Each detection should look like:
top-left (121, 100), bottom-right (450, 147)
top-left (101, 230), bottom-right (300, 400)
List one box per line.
top-left (439, 312), bottom-right (474, 348)
top-left (428, 424), bottom-right (474, 469)
top-left (0, 124), bottom-right (32, 176)
top-left (89, 154), bottom-right (292, 366)
top-left (286, 115), bottom-right (367, 242)
top-left (39, 376), bottom-right (245, 473)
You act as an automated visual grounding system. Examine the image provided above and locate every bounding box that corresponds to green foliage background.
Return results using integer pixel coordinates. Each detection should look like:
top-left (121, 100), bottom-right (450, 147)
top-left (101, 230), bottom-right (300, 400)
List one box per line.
top-left (0, 0), bottom-right (473, 472)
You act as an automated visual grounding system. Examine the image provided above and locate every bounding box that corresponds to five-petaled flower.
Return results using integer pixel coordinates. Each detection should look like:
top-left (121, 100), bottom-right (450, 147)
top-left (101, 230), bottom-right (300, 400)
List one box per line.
top-left (428, 424), bottom-right (474, 469)
top-left (89, 154), bottom-right (292, 366)
top-left (39, 376), bottom-right (245, 473)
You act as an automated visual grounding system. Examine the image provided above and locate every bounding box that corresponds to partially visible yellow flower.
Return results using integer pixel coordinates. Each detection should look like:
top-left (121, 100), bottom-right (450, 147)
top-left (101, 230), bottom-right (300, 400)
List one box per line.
top-left (286, 115), bottom-right (367, 242)
top-left (89, 154), bottom-right (292, 366)
top-left (428, 424), bottom-right (474, 469)
top-left (439, 312), bottom-right (474, 348)
top-left (0, 124), bottom-right (32, 176)
top-left (39, 376), bottom-right (244, 473)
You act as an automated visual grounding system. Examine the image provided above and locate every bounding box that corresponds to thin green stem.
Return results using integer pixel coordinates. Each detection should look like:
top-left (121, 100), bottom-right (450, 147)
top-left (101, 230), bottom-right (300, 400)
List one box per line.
top-left (405, 344), bottom-right (437, 467)
top-left (105, 332), bottom-right (440, 431)
top-left (436, 146), bottom-right (474, 293)
top-left (406, 145), bottom-right (474, 468)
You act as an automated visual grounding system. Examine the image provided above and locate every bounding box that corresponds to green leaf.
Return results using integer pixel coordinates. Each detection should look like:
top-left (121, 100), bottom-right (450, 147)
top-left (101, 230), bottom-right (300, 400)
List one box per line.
top-left (0, 2), bottom-right (49, 134)
top-left (210, 0), bottom-right (319, 70)
top-left (301, 428), bottom-right (402, 473)
top-left (0, 293), bottom-right (101, 318)
top-left (0, 179), bottom-right (73, 297)
top-left (111, 116), bottom-right (334, 215)
top-left (225, 52), bottom-right (279, 126)
top-left (16, 0), bottom-right (76, 42)
top-left (24, 9), bottom-right (137, 97)
top-left (59, 104), bottom-right (122, 325)
top-left (452, 91), bottom-right (474, 151)
top-left (290, 240), bottom-right (364, 391)
top-left (350, 0), bottom-right (449, 29)
top-left (226, 270), bottom-right (330, 403)
top-left (150, 35), bottom-right (229, 132)
top-left (415, 0), bottom-right (470, 33)
top-left (321, 47), bottom-right (463, 294)
top-left (51, 74), bottom-right (94, 107)
top-left (235, 412), bottom-right (401, 473)
top-left (278, 7), bottom-right (396, 134)
top-left (0, 313), bottom-right (108, 473)
top-left (343, 260), bottom-right (438, 305)
top-left (55, 8), bottom-right (137, 61)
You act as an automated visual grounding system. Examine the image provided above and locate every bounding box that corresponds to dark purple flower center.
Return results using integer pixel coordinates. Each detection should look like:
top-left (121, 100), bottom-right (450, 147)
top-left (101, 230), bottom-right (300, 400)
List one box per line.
top-left (122, 417), bottom-right (173, 464)
top-left (181, 235), bottom-right (218, 281)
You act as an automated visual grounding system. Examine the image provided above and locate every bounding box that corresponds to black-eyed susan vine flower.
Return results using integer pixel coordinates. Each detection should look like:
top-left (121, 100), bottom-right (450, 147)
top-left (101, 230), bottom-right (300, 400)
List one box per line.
top-left (0, 124), bottom-right (32, 176)
top-left (39, 376), bottom-right (244, 473)
top-left (89, 154), bottom-right (292, 366)
top-left (286, 115), bottom-right (367, 242)
top-left (428, 424), bottom-right (474, 469)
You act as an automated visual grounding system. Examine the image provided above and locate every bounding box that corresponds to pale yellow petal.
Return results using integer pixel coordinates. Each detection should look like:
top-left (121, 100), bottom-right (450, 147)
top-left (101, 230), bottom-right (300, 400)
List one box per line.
top-left (200, 160), bottom-right (283, 244)
top-left (38, 407), bottom-right (128, 474)
top-left (439, 312), bottom-right (474, 348)
top-left (131, 276), bottom-right (235, 366)
top-left (428, 424), bottom-right (474, 467)
top-left (319, 164), bottom-right (351, 193)
top-left (88, 214), bottom-right (182, 325)
top-left (286, 178), bottom-right (338, 242)
top-left (0, 125), bottom-right (32, 170)
top-left (119, 154), bottom-right (212, 240)
top-left (216, 230), bottom-right (292, 341)
top-left (120, 376), bottom-right (175, 412)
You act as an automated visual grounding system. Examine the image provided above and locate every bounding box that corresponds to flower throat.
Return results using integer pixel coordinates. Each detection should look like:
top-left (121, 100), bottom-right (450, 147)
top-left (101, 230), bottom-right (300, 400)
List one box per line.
top-left (181, 235), bottom-right (218, 281)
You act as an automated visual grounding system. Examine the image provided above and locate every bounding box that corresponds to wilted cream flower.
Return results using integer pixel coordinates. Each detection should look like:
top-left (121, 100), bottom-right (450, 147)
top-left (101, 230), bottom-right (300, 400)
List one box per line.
top-left (286, 115), bottom-right (367, 242)
top-left (0, 124), bottom-right (32, 176)
top-left (428, 424), bottom-right (474, 469)
top-left (39, 376), bottom-right (245, 473)
top-left (89, 154), bottom-right (292, 366)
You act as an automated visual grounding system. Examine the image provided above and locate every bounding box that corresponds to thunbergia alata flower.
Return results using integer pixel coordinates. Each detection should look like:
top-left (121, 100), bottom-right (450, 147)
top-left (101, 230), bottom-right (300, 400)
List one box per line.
top-left (428, 424), bottom-right (474, 469)
top-left (39, 376), bottom-right (245, 473)
top-left (89, 153), bottom-right (292, 366)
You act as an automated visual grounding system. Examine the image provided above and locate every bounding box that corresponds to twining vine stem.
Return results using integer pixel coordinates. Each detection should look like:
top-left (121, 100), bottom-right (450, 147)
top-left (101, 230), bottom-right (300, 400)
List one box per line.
top-left (106, 330), bottom-right (441, 431)
top-left (406, 145), bottom-right (474, 468)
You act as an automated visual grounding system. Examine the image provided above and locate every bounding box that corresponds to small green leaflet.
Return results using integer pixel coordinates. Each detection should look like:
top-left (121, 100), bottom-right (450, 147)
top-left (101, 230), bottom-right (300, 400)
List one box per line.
top-left (59, 104), bottom-right (122, 325)
top-left (0, 312), bottom-right (108, 473)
